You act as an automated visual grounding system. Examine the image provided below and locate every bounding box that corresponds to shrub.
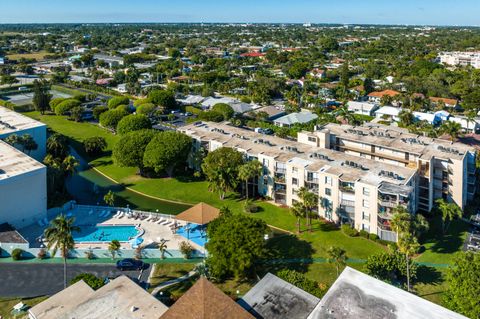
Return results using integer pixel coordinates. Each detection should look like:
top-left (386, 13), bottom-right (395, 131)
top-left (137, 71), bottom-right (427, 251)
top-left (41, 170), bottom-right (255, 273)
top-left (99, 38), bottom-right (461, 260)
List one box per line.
top-left (341, 224), bottom-right (358, 237)
top-left (92, 105), bottom-right (108, 120)
top-left (133, 98), bottom-right (151, 107)
top-left (49, 97), bottom-right (66, 112)
top-left (359, 230), bottom-right (369, 239)
top-left (55, 99), bottom-right (81, 115)
top-left (136, 103), bottom-right (156, 116)
top-left (108, 96), bottom-right (129, 109)
top-left (37, 248), bottom-right (48, 259)
top-left (115, 104), bottom-right (130, 112)
top-left (212, 103), bottom-right (234, 120)
top-left (72, 93), bottom-right (87, 103)
top-left (243, 200), bottom-right (259, 213)
top-left (277, 269), bottom-right (329, 298)
top-left (185, 105), bottom-right (202, 115)
top-left (116, 114), bottom-right (152, 135)
top-left (369, 233), bottom-right (379, 241)
top-left (84, 249), bottom-right (95, 260)
top-left (11, 248), bottom-right (23, 260)
top-left (69, 106), bottom-right (83, 122)
top-left (179, 241), bottom-right (194, 259)
top-left (148, 89), bottom-right (176, 110)
top-left (83, 136), bottom-right (107, 155)
top-left (70, 273), bottom-right (105, 290)
top-left (99, 109), bottom-right (128, 130)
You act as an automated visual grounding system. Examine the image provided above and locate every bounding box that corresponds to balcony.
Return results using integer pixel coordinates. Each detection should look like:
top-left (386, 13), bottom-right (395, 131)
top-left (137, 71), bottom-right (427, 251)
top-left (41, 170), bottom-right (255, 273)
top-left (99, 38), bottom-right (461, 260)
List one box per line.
top-left (378, 199), bottom-right (397, 208)
top-left (306, 177), bottom-right (319, 184)
top-left (339, 185), bottom-right (355, 193)
top-left (275, 167), bottom-right (286, 174)
top-left (274, 175), bottom-right (286, 184)
top-left (274, 188), bottom-right (286, 195)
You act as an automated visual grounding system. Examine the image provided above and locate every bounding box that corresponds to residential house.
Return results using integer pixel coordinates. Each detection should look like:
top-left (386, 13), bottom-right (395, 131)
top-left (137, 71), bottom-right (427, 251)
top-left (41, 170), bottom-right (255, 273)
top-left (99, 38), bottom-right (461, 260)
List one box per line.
top-left (448, 116), bottom-right (480, 133)
top-left (347, 101), bottom-right (378, 116)
top-left (367, 90), bottom-right (401, 104)
top-left (429, 97), bottom-right (459, 109)
top-left (375, 106), bottom-right (403, 122)
top-left (274, 110), bottom-right (318, 127)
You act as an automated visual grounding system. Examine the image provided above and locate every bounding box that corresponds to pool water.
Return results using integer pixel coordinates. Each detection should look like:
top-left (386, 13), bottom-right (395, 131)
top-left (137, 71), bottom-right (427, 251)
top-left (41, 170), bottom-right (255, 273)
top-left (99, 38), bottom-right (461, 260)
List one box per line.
top-left (176, 224), bottom-right (207, 247)
top-left (74, 225), bottom-right (139, 243)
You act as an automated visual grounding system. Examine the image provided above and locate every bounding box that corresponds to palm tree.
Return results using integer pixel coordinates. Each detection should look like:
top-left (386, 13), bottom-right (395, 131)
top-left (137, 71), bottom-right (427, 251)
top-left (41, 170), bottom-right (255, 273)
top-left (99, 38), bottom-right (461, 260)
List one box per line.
top-left (440, 121), bottom-right (463, 142)
top-left (21, 134), bottom-right (38, 154)
top-left (46, 133), bottom-right (68, 159)
top-left (327, 246), bottom-right (348, 277)
top-left (397, 233), bottom-right (419, 292)
top-left (390, 206), bottom-right (412, 241)
top-left (290, 201), bottom-right (305, 234)
top-left (435, 199), bottom-right (462, 234)
top-left (412, 214), bottom-right (429, 238)
top-left (238, 160), bottom-right (263, 199)
top-left (158, 239), bottom-right (168, 259)
top-left (335, 106), bottom-right (356, 125)
top-left (61, 155), bottom-right (79, 178)
top-left (298, 187), bottom-right (319, 232)
top-left (44, 215), bottom-right (80, 289)
top-left (104, 190), bottom-right (116, 207)
top-left (108, 240), bottom-right (121, 260)
top-left (4, 134), bottom-right (21, 147)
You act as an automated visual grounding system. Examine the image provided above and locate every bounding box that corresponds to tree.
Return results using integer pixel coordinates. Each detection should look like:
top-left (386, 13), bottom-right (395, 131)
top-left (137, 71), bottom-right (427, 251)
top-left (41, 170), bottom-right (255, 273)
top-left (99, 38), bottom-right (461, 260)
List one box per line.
top-left (4, 134), bottom-right (21, 147)
top-left (92, 105), bottom-right (109, 120)
top-left (147, 89), bottom-right (176, 110)
top-left (104, 190), bottom-right (116, 207)
top-left (398, 110), bottom-right (415, 127)
top-left (49, 98), bottom-right (66, 112)
top-left (47, 133), bottom-right (69, 159)
top-left (32, 79), bottom-right (52, 114)
top-left (277, 269), bottom-right (328, 298)
top-left (201, 148), bottom-right (245, 199)
top-left (99, 109), bottom-right (128, 130)
top-left (207, 212), bottom-right (267, 280)
top-left (212, 103), bottom-right (234, 121)
top-left (440, 121), bottom-right (463, 142)
top-left (55, 99), bottom-right (81, 116)
top-left (70, 273), bottom-right (105, 290)
top-left (143, 131), bottom-right (192, 177)
top-left (20, 134), bottom-right (38, 155)
top-left (69, 106), bottom-right (83, 122)
top-left (397, 233), bottom-right (419, 292)
top-left (0, 74), bottom-right (18, 87)
top-left (443, 252), bottom-right (480, 318)
top-left (364, 250), bottom-right (417, 288)
top-left (290, 201), bottom-right (304, 234)
top-left (113, 129), bottom-right (156, 175)
top-left (435, 199), bottom-right (462, 234)
top-left (327, 246), bottom-right (348, 277)
top-left (158, 239), bottom-right (168, 259)
top-left (238, 160), bottom-right (262, 199)
top-left (339, 61), bottom-right (350, 93)
top-left (363, 78), bottom-right (375, 94)
top-left (319, 36), bottom-right (339, 52)
top-left (44, 215), bottom-right (80, 288)
top-left (108, 240), bottom-right (121, 260)
top-left (83, 136), bottom-right (107, 156)
top-left (108, 96), bottom-right (130, 109)
top-left (116, 114), bottom-right (152, 135)
top-left (298, 187), bottom-right (319, 232)
top-left (390, 206), bottom-right (412, 240)
top-left (61, 155), bottom-right (79, 178)
top-left (336, 106), bottom-right (356, 125)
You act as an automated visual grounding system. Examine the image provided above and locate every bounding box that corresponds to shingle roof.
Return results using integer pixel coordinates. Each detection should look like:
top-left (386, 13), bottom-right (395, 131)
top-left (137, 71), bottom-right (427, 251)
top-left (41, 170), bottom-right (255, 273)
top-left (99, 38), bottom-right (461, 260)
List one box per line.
top-left (174, 202), bottom-right (220, 225)
top-left (160, 277), bottom-right (254, 319)
top-left (274, 111), bottom-right (318, 125)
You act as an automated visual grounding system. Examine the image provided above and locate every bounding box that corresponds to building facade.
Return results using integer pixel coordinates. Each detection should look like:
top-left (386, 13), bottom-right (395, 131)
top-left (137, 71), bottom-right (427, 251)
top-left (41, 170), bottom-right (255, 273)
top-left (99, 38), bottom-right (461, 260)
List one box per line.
top-left (181, 121), bottom-right (476, 242)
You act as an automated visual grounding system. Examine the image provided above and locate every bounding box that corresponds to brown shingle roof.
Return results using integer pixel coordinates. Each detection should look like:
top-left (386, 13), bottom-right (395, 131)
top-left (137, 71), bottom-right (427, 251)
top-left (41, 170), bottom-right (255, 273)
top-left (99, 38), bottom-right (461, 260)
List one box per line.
top-left (160, 277), bottom-right (254, 319)
top-left (174, 202), bottom-right (220, 225)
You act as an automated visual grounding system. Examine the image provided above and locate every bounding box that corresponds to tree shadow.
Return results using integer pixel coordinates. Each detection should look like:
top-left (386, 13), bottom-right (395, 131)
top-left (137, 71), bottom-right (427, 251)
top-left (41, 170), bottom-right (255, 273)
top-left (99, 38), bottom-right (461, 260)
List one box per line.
top-left (415, 265), bottom-right (443, 286)
top-left (422, 217), bottom-right (468, 255)
top-left (262, 234), bottom-right (314, 273)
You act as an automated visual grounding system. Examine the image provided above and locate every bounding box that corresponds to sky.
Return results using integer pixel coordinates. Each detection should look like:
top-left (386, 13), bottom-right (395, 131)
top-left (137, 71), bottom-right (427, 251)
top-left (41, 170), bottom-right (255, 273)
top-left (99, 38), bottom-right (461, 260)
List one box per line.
top-left (0, 0), bottom-right (479, 26)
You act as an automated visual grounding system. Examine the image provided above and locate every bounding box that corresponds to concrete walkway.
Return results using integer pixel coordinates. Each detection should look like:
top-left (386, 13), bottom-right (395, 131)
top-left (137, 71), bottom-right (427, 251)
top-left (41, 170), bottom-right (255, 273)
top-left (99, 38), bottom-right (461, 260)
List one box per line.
top-left (150, 269), bottom-right (198, 296)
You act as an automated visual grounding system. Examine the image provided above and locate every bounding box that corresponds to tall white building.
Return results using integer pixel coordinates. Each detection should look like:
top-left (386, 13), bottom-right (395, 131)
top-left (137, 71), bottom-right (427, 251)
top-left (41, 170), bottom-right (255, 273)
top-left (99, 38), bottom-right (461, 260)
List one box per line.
top-left (439, 51), bottom-right (480, 69)
top-left (0, 106), bottom-right (47, 161)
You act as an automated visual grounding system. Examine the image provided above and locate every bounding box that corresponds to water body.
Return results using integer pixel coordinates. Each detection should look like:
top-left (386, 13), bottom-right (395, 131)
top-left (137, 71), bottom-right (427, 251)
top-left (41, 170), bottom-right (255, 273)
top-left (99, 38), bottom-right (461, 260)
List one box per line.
top-left (66, 148), bottom-right (190, 215)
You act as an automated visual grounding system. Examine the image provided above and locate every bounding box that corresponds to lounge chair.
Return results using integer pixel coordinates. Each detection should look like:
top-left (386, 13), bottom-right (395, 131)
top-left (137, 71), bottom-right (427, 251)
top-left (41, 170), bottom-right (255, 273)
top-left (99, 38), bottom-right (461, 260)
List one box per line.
top-left (145, 214), bottom-right (153, 222)
top-left (159, 219), bottom-right (170, 225)
top-left (156, 218), bottom-right (166, 224)
top-left (163, 221), bottom-right (174, 227)
top-left (117, 212), bottom-right (124, 219)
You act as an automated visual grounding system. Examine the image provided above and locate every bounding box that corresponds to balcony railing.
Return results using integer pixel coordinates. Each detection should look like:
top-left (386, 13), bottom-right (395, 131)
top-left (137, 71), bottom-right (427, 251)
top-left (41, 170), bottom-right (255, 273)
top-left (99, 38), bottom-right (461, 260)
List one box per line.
top-left (339, 185), bottom-right (354, 193)
top-left (306, 177), bottom-right (319, 184)
top-left (378, 199), bottom-right (397, 208)
top-left (275, 167), bottom-right (287, 174)
top-left (274, 176), bottom-right (286, 184)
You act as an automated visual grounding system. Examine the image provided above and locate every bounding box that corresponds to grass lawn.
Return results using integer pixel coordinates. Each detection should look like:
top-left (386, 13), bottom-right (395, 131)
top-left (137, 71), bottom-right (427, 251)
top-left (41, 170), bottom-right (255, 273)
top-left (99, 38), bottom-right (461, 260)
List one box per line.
top-left (0, 296), bottom-right (47, 318)
top-left (6, 51), bottom-right (50, 61)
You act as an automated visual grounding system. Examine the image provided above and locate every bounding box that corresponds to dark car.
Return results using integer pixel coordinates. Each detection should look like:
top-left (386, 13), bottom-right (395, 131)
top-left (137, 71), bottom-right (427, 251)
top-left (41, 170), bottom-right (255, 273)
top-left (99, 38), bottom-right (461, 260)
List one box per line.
top-left (116, 258), bottom-right (145, 271)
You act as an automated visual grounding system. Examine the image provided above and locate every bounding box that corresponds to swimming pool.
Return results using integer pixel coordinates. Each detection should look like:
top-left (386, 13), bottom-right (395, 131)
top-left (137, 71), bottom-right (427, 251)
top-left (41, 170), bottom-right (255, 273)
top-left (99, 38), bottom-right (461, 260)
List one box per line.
top-left (73, 225), bottom-right (140, 243)
top-left (176, 224), bottom-right (207, 247)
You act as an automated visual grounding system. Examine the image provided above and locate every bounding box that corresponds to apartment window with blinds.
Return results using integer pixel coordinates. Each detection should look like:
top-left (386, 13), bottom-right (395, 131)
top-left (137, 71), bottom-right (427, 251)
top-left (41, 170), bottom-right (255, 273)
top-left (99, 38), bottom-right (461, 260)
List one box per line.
top-left (325, 176), bottom-right (332, 185)
top-left (292, 178), bottom-right (298, 186)
top-left (308, 136), bottom-right (317, 142)
top-left (362, 199), bottom-right (370, 208)
top-left (362, 212), bottom-right (370, 221)
top-left (325, 188), bottom-right (332, 196)
top-left (363, 187), bottom-right (370, 196)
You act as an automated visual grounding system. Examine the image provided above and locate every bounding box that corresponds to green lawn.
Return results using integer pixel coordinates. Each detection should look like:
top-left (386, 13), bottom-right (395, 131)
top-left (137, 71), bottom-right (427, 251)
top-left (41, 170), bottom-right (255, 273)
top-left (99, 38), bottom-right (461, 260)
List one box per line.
top-left (0, 296), bottom-right (47, 318)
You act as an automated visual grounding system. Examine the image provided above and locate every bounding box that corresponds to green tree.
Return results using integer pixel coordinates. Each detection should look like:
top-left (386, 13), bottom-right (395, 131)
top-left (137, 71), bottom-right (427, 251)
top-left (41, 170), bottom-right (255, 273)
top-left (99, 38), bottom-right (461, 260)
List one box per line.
top-left (158, 239), bottom-right (168, 259)
top-left (107, 96), bottom-right (129, 109)
top-left (108, 240), bottom-right (121, 260)
top-left (443, 252), bottom-right (480, 318)
top-left (238, 160), bottom-right (262, 199)
top-left (136, 103), bottom-right (156, 116)
top-left (116, 114), bottom-right (152, 135)
top-left (201, 147), bottom-right (245, 199)
top-left (327, 246), bottom-right (348, 277)
top-left (44, 215), bottom-right (80, 288)
top-left (212, 103), bottom-right (234, 121)
top-left (364, 250), bottom-right (417, 288)
top-left (435, 199), bottom-right (462, 234)
top-left (21, 134), bottom-right (38, 155)
top-left (390, 206), bottom-right (412, 240)
top-left (61, 155), bottom-right (79, 178)
top-left (207, 212), bottom-right (267, 280)
top-left (297, 187), bottom-right (318, 232)
top-left (32, 79), bottom-right (52, 114)
top-left (397, 233), bottom-right (419, 292)
top-left (339, 61), bottom-right (350, 94)
top-left (104, 190), bottom-right (116, 207)
top-left (92, 105), bottom-right (109, 120)
top-left (4, 134), bottom-right (21, 147)
top-left (143, 131), bottom-right (192, 177)
top-left (69, 106), bottom-right (83, 122)
top-left (0, 74), bottom-right (18, 87)
top-left (147, 89), bottom-right (176, 110)
top-left (46, 133), bottom-right (69, 159)
top-left (70, 273), bottom-right (105, 290)
top-left (290, 201), bottom-right (305, 234)
top-left (277, 269), bottom-right (328, 298)
top-left (99, 109), bottom-right (128, 130)
top-left (55, 99), bottom-right (81, 116)
top-left (83, 136), bottom-right (107, 156)
top-left (113, 129), bottom-right (156, 176)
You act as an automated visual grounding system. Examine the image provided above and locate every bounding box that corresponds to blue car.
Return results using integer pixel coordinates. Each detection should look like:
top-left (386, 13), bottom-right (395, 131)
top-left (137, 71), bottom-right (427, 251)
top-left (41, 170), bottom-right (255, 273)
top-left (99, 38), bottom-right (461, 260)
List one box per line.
top-left (116, 258), bottom-right (145, 271)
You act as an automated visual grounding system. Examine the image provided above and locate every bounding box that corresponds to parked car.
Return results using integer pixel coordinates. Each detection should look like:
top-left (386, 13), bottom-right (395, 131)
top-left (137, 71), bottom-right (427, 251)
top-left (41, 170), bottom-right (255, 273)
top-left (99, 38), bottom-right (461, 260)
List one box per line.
top-left (116, 258), bottom-right (145, 271)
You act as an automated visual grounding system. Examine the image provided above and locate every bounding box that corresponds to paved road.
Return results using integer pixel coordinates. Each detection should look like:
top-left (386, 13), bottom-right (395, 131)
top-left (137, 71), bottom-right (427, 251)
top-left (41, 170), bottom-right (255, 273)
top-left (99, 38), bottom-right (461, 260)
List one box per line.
top-left (0, 262), bottom-right (152, 298)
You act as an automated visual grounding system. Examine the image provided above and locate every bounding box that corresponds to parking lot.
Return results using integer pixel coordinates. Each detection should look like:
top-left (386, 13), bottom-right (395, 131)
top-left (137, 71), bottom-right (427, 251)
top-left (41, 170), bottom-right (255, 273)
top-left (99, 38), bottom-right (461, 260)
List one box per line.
top-left (0, 262), bottom-right (151, 298)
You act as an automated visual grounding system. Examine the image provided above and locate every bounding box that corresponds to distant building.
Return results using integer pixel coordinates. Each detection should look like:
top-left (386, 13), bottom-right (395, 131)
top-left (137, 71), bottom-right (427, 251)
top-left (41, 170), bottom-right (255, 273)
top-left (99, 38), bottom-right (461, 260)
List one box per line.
top-left (429, 97), bottom-right (458, 109)
top-left (253, 106), bottom-right (286, 121)
top-left (347, 101), bottom-right (378, 116)
top-left (449, 116), bottom-right (480, 133)
top-left (93, 54), bottom-right (124, 68)
top-left (375, 106), bottom-right (402, 122)
top-left (367, 90), bottom-right (401, 104)
top-left (439, 51), bottom-right (480, 69)
top-left (274, 110), bottom-right (318, 127)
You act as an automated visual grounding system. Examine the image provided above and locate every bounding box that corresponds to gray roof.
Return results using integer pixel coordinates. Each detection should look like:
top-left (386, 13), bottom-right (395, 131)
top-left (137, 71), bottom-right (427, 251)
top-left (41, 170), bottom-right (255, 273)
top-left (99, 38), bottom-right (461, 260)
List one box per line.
top-left (307, 267), bottom-right (467, 319)
top-left (274, 111), bottom-right (318, 126)
top-left (239, 273), bottom-right (320, 319)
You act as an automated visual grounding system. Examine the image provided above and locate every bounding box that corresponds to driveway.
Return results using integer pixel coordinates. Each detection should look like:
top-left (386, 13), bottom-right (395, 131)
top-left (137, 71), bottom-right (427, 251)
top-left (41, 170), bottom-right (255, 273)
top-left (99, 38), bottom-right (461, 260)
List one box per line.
top-left (0, 262), bottom-right (151, 298)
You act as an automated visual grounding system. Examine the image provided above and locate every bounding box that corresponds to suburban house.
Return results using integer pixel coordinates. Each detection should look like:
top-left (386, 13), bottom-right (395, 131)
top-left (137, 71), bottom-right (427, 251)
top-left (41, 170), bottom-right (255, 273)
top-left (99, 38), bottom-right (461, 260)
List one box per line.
top-left (412, 111), bottom-right (441, 125)
top-left (448, 115), bottom-right (480, 133)
top-left (429, 97), bottom-right (459, 109)
top-left (375, 106), bottom-right (403, 122)
top-left (309, 68), bottom-right (326, 79)
top-left (252, 106), bottom-right (286, 121)
top-left (93, 54), bottom-right (124, 68)
top-left (273, 110), bottom-right (318, 127)
top-left (201, 96), bottom-right (254, 114)
top-left (367, 89), bottom-right (401, 104)
top-left (347, 101), bottom-right (379, 116)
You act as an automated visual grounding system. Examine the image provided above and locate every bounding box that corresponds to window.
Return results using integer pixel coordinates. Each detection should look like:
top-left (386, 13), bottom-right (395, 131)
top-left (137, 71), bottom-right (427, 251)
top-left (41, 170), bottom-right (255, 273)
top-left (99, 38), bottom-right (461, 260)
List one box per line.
top-left (362, 199), bottom-right (370, 208)
top-left (362, 224), bottom-right (370, 232)
top-left (292, 167), bottom-right (298, 173)
top-left (308, 136), bottom-right (317, 142)
top-left (263, 159), bottom-right (269, 167)
top-left (325, 176), bottom-right (332, 185)
top-left (325, 188), bottom-right (332, 196)
top-left (362, 212), bottom-right (370, 221)
top-left (292, 178), bottom-right (298, 186)
top-left (363, 187), bottom-right (370, 196)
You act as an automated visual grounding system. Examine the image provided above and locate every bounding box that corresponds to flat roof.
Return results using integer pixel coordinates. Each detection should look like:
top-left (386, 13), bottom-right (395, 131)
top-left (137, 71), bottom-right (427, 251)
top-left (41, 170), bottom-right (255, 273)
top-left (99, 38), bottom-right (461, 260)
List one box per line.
top-left (181, 122), bottom-right (416, 187)
top-left (308, 267), bottom-right (467, 319)
top-left (239, 273), bottom-right (320, 319)
top-left (0, 106), bottom-right (45, 135)
top-left (0, 141), bottom-right (45, 180)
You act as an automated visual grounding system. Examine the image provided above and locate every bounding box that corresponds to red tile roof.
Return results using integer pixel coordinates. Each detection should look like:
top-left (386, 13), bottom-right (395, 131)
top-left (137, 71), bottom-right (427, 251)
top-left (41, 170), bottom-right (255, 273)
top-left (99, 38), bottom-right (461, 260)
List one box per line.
top-left (429, 97), bottom-right (458, 106)
top-left (368, 90), bottom-right (401, 98)
top-left (240, 52), bottom-right (266, 58)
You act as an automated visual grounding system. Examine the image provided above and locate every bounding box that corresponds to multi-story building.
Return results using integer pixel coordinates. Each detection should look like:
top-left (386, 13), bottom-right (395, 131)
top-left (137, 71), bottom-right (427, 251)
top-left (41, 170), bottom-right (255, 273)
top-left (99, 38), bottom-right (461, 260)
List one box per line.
top-left (439, 51), bottom-right (480, 69)
top-left (0, 106), bottom-right (47, 161)
top-left (181, 121), bottom-right (476, 242)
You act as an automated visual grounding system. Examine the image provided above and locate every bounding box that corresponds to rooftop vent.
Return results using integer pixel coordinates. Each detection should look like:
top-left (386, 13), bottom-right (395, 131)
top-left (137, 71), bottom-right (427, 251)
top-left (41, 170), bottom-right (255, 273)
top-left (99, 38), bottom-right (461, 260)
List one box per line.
top-left (401, 137), bottom-right (428, 146)
top-left (310, 153), bottom-right (332, 161)
top-left (379, 170), bottom-right (404, 180)
top-left (342, 160), bottom-right (369, 170)
top-left (438, 145), bottom-right (463, 155)
top-left (281, 145), bottom-right (299, 153)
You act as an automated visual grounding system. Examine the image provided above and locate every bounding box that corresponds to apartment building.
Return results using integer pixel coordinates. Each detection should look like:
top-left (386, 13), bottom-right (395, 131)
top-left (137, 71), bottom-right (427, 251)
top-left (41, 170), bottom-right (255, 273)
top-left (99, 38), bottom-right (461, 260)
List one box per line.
top-left (439, 51), bottom-right (480, 69)
top-left (181, 122), bottom-right (427, 241)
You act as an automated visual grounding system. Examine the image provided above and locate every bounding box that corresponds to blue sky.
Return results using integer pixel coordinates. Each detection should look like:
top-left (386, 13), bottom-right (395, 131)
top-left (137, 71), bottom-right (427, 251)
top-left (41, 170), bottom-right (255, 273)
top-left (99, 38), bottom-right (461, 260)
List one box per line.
top-left (0, 0), bottom-right (478, 26)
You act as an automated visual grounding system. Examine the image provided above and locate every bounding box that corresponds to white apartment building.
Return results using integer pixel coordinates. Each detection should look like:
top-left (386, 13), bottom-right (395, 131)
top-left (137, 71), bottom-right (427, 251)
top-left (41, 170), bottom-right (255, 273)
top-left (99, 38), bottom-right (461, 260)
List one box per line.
top-left (0, 140), bottom-right (47, 229)
top-left (0, 106), bottom-right (47, 161)
top-left (181, 121), bottom-right (476, 242)
top-left (439, 52), bottom-right (480, 69)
